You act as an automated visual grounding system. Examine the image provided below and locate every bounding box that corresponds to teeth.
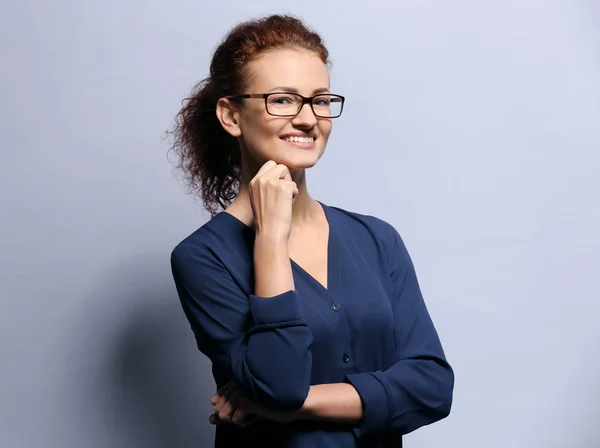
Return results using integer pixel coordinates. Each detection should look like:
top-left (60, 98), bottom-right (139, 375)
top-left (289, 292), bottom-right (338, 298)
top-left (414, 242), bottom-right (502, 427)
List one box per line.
top-left (284, 136), bottom-right (314, 143)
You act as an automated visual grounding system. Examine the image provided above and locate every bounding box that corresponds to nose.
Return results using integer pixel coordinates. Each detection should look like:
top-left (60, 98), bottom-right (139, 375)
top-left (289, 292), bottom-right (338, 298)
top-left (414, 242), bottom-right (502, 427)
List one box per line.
top-left (292, 102), bottom-right (318, 127)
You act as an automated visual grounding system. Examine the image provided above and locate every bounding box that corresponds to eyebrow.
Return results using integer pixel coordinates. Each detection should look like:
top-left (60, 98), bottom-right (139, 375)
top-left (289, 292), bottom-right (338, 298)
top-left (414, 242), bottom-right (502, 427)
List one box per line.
top-left (268, 86), bottom-right (330, 94)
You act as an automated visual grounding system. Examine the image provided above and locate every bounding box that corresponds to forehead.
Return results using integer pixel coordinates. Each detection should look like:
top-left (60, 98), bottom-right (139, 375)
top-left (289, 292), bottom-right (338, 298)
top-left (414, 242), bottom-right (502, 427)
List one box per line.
top-left (245, 48), bottom-right (330, 93)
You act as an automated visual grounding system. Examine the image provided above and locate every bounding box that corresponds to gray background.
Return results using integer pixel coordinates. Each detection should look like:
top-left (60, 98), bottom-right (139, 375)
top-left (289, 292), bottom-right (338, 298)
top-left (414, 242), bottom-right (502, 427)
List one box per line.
top-left (2, 1), bottom-right (599, 447)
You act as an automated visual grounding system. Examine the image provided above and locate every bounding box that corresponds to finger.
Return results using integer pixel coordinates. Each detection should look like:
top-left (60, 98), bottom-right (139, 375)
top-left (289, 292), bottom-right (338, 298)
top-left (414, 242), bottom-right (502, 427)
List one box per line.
top-left (210, 382), bottom-right (231, 412)
top-left (259, 163), bottom-right (290, 181)
top-left (216, 384), bottom-right (239, 417)
top-left (220, 385), bottom-right (244, 420)
top-left (255, 160), bottom-right (277, 177)
top-left (223, 382), bottom-right (240, 405)
top-left (214, 391), bottom-right (230, 414)
top-left (211, 382), bottom-right (232, 405)
top-left (209, 413), bottom-right (236, 426)
top-left (278, 165), bottom-right (292, 181)
top-left (277, 164), bottom-right (292, 181)
top-left (218, 398), bottom-right (235, 421)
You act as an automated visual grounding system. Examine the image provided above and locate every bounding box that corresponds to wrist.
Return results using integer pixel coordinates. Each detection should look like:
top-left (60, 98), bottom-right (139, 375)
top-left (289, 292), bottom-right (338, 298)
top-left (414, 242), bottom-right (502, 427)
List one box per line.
top-left (254, 228), bottom-right (289, 245)
top-left (254, 231), bottom-right (288, 247)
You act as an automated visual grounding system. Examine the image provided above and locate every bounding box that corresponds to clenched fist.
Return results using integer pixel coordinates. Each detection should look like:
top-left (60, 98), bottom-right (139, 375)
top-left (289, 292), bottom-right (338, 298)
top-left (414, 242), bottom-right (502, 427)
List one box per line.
top-left (249, 160), bottom-right (299, 241)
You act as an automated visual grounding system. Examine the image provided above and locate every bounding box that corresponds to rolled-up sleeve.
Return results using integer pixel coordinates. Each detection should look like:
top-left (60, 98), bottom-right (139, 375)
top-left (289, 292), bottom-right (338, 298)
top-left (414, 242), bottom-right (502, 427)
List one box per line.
top-left (345, 228), bottom-right (454, 437)
top-left (170, 242), bottom-right (313, 412)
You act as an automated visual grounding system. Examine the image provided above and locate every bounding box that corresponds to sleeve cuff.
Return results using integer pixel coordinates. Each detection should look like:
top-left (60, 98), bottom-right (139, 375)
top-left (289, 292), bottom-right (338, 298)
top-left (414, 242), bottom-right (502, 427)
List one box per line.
top-left (345, 372), bottom-right (391, 437)
top-left (248, 289), bottom-right (305, 330)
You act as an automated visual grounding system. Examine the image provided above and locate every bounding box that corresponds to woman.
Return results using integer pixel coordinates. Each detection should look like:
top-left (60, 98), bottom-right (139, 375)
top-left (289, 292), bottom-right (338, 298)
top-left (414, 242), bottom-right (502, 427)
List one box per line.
top-left (169, 14), bottom-right (454, 447)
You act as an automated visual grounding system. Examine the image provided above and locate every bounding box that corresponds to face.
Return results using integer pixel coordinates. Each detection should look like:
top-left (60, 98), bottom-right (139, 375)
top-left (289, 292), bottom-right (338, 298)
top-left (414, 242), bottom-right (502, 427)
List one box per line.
top-left (221, 48), bottom-right (333, 171)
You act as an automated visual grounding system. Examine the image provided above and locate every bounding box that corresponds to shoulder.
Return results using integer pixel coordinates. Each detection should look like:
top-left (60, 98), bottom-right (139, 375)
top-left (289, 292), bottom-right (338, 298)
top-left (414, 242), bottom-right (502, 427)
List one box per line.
top-left (170, 224), bottom-right (216, 275)
top-left (170, 212), bottom-right (251, 268)
top-left (324, 202), bottom-right (402, 244)
top-left (323, 202), bottom-right (410, 264)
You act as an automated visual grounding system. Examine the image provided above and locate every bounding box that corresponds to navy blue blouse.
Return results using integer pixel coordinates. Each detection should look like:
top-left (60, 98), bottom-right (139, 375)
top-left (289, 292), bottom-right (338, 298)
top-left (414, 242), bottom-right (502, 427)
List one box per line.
top-left (170, 202), bottom-right (454, 447)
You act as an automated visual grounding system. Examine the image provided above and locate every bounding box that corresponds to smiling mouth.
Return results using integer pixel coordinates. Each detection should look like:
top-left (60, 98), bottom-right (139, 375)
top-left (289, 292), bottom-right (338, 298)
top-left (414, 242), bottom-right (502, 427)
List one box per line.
top-left (281, 135), bottom-right (316, 143)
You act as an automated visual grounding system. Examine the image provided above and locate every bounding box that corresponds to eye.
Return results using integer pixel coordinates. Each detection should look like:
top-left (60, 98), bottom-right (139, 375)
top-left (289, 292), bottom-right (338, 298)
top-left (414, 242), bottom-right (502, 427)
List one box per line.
top-left (268, 94), bottom-right (295, 105)
top-left (313, 98), bottom-right (331, 106)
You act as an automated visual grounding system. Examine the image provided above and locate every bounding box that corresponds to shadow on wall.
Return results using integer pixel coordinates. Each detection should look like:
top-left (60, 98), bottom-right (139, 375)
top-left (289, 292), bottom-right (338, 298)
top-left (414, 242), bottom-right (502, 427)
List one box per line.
top-left (70, 256), bottom-right (216, 448)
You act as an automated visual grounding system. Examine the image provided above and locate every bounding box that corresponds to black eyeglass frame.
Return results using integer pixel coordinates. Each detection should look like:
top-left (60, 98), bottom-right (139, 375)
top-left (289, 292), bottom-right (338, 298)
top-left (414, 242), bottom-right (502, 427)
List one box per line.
top-left (227, 92), bottom-right (345, 118)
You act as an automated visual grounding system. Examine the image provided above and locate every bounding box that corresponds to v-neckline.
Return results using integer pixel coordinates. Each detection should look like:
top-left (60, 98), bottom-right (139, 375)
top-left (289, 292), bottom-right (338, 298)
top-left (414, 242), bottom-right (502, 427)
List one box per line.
top-left (220, 200), bottom-right (334, 294)
top-left (289, 201), bottom-right (331, 292)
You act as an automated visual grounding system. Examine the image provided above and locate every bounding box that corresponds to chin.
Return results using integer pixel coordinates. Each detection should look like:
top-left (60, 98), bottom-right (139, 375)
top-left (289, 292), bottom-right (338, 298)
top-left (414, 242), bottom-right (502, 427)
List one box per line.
top-left (278, 151), bottom-right (323, 170)
top-left (248, 140), bottom-right (326, 170)
top-left (286, 160), bottom-right (318, 171)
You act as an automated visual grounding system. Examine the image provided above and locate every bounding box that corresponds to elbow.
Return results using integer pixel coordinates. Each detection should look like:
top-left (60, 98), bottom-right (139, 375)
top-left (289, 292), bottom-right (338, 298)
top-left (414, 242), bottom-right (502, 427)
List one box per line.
top-left (440, 385), bottom-right (453, 420)
top-left (239, 355), bottom-right (312, 412)
top-left (257, 380), bottom-right (310, 412)
top-left (430, 363), bottom-right (454, 422)
top-left (278, 386), bottom-right (310, 412)
top-left (433, 393), bottom-right (452, 423)
top-left (261, 360), bottom-right (312, 412)
top-left (408, 359), bottom-right (454, 429)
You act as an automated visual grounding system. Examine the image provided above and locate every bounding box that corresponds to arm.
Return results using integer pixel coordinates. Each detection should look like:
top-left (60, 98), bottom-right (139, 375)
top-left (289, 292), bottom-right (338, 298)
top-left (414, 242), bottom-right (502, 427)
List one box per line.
top-left (343, 227), bottom-right (454, 436)
top-left (213, 227), bottom-right (453, 434)
top-left (296, 383), bottom-right (362, 423)
top-left (253, 233), bottom-right (295, 297)
top-left (170, 240), bottom-right (313, 412)
top-left (211, 382), bottom-right (362, 425)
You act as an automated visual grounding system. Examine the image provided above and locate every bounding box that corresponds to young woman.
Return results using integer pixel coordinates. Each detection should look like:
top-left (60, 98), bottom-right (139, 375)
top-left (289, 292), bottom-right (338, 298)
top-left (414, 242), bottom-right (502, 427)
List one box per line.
top-left (169, 14), bottom-right (454, 447)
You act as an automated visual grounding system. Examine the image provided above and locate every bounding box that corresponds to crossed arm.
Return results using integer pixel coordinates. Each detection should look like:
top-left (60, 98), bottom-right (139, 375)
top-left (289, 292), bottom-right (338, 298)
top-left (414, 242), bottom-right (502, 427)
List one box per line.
top-left (209, 381), bottom-right (363, 426)
top-left (171, 227), bottom-right (454, 437)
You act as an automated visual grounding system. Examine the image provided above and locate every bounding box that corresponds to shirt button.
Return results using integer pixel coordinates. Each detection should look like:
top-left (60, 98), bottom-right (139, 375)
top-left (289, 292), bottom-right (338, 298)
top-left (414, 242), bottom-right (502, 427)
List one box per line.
top-left (342, 354), bottom-right (350, 363)
top-left (331, 303), bottom-right (340, 311)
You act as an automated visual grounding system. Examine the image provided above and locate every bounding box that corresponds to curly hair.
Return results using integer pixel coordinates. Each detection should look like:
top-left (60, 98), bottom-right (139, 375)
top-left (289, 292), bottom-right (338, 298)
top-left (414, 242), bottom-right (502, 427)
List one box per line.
top-left (167, 14), bottom-right (330, 217)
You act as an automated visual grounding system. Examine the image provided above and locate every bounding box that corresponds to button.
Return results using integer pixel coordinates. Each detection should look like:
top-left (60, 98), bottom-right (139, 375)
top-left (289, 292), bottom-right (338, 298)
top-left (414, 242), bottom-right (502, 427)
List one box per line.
top-left (331, 303), bottom-right (340, 311)
top-left (342, 354), bottom-right (350, 363)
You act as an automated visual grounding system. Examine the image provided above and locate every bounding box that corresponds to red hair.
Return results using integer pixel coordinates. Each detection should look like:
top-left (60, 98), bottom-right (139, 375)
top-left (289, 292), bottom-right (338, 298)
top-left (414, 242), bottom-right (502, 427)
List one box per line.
top-left (168, 15), bottom-right (330, 217)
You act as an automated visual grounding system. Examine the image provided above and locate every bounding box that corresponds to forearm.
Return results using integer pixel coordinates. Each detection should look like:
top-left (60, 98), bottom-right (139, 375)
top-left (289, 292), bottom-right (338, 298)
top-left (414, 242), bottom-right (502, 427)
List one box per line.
top-left (253, 234), bottom-right (295, 298)
top-left (293, 383), bottom-right (363, 424)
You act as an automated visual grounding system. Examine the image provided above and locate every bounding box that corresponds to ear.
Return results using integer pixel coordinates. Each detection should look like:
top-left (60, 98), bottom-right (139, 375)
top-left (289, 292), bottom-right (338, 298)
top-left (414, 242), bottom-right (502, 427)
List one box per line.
top-left (216, 97), bottom-right (242, 137)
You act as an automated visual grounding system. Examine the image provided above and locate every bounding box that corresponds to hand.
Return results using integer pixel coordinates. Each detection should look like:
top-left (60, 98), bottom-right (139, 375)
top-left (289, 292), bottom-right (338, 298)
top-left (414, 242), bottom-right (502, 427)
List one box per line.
top-left (210, 382), bottom-right (254, 425)
top-left (249, 160), bottom-right (298, 241)
top-left (210, 382), bottom-right (296, 426)
top-left (209, 412), bottom-right (264, 428)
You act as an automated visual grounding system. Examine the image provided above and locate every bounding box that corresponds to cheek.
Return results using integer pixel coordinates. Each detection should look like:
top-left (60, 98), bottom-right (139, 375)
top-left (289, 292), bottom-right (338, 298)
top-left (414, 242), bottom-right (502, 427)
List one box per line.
top-left (240, 120), bottom-right (282, 155)
top-left (242, 111), bottom-right (281, 138)
top-left (256, 122), bottom-right (281, 143)
top-left (319, 121), bottom-right (333, 141)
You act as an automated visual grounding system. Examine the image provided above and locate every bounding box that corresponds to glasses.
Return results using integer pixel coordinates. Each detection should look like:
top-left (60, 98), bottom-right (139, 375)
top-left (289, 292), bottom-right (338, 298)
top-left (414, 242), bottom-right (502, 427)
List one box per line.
top-left (228, 92), bottom-right (345, 118)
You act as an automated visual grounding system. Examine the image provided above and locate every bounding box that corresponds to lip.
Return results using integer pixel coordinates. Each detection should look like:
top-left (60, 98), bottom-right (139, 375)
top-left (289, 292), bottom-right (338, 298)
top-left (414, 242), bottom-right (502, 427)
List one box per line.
top-left (280, 134), bottom-right (318, 149)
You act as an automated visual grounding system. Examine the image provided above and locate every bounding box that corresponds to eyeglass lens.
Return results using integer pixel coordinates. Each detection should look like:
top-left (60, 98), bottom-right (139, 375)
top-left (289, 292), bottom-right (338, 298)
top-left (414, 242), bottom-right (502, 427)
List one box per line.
top-left (266, 93), bottom-right (343, 117)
